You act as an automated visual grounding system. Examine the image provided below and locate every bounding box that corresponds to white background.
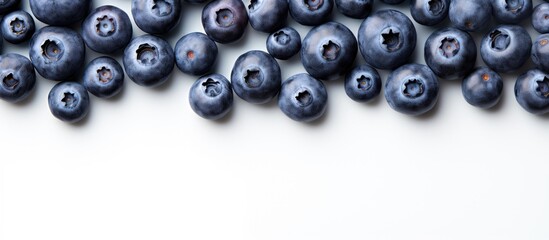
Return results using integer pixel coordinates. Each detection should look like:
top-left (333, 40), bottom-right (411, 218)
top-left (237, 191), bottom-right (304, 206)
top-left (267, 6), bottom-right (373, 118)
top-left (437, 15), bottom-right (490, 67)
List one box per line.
top-left (2, 0), bottom-right (549, 239)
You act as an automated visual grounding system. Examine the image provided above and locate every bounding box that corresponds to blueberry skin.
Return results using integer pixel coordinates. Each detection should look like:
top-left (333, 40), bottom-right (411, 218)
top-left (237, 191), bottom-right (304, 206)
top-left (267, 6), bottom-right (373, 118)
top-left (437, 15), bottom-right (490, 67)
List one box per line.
top-left (131, 0), bottom-right (181, 35)
top-left (532, 34), bottom-right (549, 73)
top-left (0, 53), bottom-right (35, 103)
top-left (202, 0), bottom-right (248, 44)
top-left (532, 3), bottom-right (549, 34)
top-left (385, 63), bottom-right (439, 116)
top-left (231, 50), bottom-right (281, 104)
top-left (175, 32), bottom-right (218, 76)
top-left (0, 0), bottom-right (19, 15)
top-left (1, 10), bottom-right (35, 44)
top-left (266, 27), bottom-right (301, 60)
top-left (410, 0), bottom-right (449, 26)
top-left (358, 9), bottom-right (417, 70)
top-left (380, 0), bottom-right (406, 4)
top-left (461, 67), bottom-right (503, 109)
top-left (449, 0), bottom-right (491, 32)
top-left (288, 0), bottom-right (333, 26)
top-left (29, 0), bottom-right (90, 26)
top-left (515, 69), bottom-right (549, 114)
top-left (123, 35), bottom-right (175, 87)
top-left (83, 57), bottom-right (124, 98)
top-left (335, 0), bottom-right (373, 19)
top-left (189, 73), bottom-right (233, 120)
top-left (424, 27), bottom-right (476, 80)
top-left (278, 73), bottom-right (328, 122)
top-left (480, 25), bottom-right (531, 73)
top-left (82, 5), bottom-right (133, 54)
top-left (248, 0), bottom-right (288, 33)
top-left (344, 65), bottom-right (381, 102)
top-left (301, 21), bottom-right (357, 81)
top-left (491, 0), bottom-right (532, 24)
top-left (29, 26), bottom-right (85, 81)
top-left (48, 81), bottom-right (90, 123)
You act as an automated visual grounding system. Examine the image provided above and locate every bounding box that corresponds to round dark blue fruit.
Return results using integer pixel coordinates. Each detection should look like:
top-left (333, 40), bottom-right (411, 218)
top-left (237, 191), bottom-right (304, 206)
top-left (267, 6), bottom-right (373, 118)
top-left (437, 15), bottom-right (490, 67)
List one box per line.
top-left (48, 81), bottom-right (90, 123)
top-left (189, 73), bottom-right (233, 120)
top-left (0, 10), bottom-right (35, 44)
top-left (30, 0), bottom-right (90, 26)
top-left (335, 0), bottom-right (373, 19)
top-left (202, 0), bottom-right (248, 44)
top-left (82, 5), bottom-right (133, 54)
top-left (0, 53), bottom-right (36, 103)
top-left (123, 35), bottom-right (175, 87)
top-left (344, 65), bottom-right (381, 103)
top-left (461, 67), bottom-right (503, 109)
top-left (532, 34), bottom-right (549, 73)
top-left (385, 63), bottom-right (439, 116)
top-left (532, 3), bottom-right (549, 33)
top-left (515, 69), bottom-right (549, 114)
top-left (29, 26), bottom-right (86, 81)
top-left (480, 25), bottom-right (531, 73)
top-left (174, 32), bottom-right (218, 76)
top-left (131, 0), bottom-right (181, 34)
top-left (266, 27), bottom-right (301, 60)
top-left (83, 57), bottom-right (124, 99)
top-left (248, 0), bottom-right (288, 33)
top-left (358, 9), bottom-right (417, 70)
top-left (424, 27), bottom-right (476, 80)
top-left (491, 0), bottom-right (532, 24)
top-left (449, 0), bottom-right (491, 32)
top-left (278, 73), bottom-right (328, 122)
top-left (0, 0), bottom-right (20, 15)
top-left (301, 21), bottom-right (357, 81)
top-left (231, 50), bottom-right (281, 104)
top-left (410, 0), bottom-right (449, 26)
top-left (288, 0), bottom-right (333, 26)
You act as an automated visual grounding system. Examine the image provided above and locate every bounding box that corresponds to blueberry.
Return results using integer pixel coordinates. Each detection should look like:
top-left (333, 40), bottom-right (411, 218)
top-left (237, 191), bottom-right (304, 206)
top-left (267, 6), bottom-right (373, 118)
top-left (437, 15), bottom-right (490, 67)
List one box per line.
top-left (82, 5), bottom-right (133, 54)
top-left (385, 63), bottom-right (439, 116)
top-left (424, 27), bottom-right (476, 80)
top-left (248, 0), bottom-right (288, 33)
top-left (278, 73), bottom-right (328, 122)
top-left (358, 9), bottom-right (417, 70)
top-left (335, 0), bottom-right (373, 19)
top-left (288, 0), bottom-right (333, 26)
top-left (480, 25), bottom-right (531, 73)
top-left (380, 0), bottom-right (406, 4)
top-left (202, 0), bottom-right (248, 44)
top-left (123, 35), bottom-right (175, 87)
top-left (491, 0), bottom-right (532, 24)
top-left (189, 73), bottom-right (233, 120)
top-left (266, 27), bottom-right (301, 60)
top-left (461, 67), bottom-right (503, 109)
top-left (82, 57), bottom-right (124, 98)
top-left (410, 0), bottom-right (449, 26)
top-left (344, 65), bottom-right (381, 102)
top-left (0, 0), bottom-right (19, 15)
top-left (29, 26), bottom-right (85, 81)
top-left (48, 81), bottom-right (90, 123)
top-left (449, 0), bottom-right (491, 32)
top-left (131, 0), bottom-right (181, 35)
top-left (231, 50), bottom-right (281, 104)
top-left (532, 3), bottom-right (549, 34)
top-left (0, 10), bottom-right (35, 44)
top-left (174, 32), bottom-right (218, 76)
top-left (532, 34), bottom-right (549, 73)
top-left (301, 21), bottom-right (357, 81)
top-left (515, 68), bottom-right (549, 114)
top-left (30, 0), bottom-right (90, 26)
top-left (0, 53), bottom-right (35, 103)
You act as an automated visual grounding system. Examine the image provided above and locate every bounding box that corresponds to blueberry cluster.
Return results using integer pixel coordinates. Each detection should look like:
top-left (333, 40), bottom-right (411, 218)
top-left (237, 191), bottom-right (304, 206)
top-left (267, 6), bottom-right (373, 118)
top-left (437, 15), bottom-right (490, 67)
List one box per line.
top-left (1, 0), bottom-right (549, 123)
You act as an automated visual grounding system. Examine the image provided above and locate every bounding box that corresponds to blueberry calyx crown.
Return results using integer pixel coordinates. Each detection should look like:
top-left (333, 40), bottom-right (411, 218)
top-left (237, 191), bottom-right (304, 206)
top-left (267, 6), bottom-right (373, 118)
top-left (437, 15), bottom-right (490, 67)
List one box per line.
top-left (428, 0), bottom-right (445, 15)
top-left (438, 37), bottom-right (460, 58)
top-left (61, 92), bottom-right (78, 108)
top-left (536, 77), bottom-right (549, 98)
top-left (244, 69), bottom-right (263, 88)
top-left (202, 78), bottom-right (222, 97)
top-left (505, 0), bottom-right (523, 13)
top-left (248, 0), bottom-right (259, 11)
top-left (10, 18), bottom-right (25, 34)
top-left (97, 67), bottom-right (113, 84)
top-left (403, 79), bottom-right (424, 98)
top-left (215, 8), bottom-right (234, 27)
top-left (96, 15), bottom-right (116, 37)
top-left (356, 75), bottom-right (372, 91)
top-left (322, 40), bottom-right (340, 61)
top-left (274, 31), bottom-right (290, 45)
top-left (2, 73), bottom-right (19, 90)
top-left (41, 39), bottom-right (64, 61)
top-left (304, 0), bottom-right (323, 11)
top-left (381, 29), bottom-right (401, 52)
top-left (489, 29), bottom-right (511, 51)
top-left (152, 0), bottom-right (172, 16)
top-left (295, 88), bottom-right (313, 107)
top-left (136, 43), bottom-right (158, 65)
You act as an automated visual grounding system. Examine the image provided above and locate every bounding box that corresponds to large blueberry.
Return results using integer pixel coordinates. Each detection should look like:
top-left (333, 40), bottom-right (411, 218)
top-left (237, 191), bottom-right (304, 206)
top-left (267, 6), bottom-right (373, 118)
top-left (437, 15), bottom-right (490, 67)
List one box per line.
top-left (532, 34), bottom-right (549, 73)
top-left (278, 73), bottom-right (328, 122)
top-left (288, 0), bottom-right (333, 26)
top-left (29, 26), bottom-right (85, 81)
top-left (248, 0), bottom-right (288, 33)
top-left (0, 10), bottom-right (35, 44)
top-left (533, 3), bottom-right (549, 34)
top-left (231, 50), bottom-right (281, 104)
top-left (83, 57), bottom-right (124, 99)
top-left (491, 0), bottom-right (532, 24)
top-left (335, 0), bottom-right (372, 19)
top-left (189, 73), bottom-right (233, 120)
top-left (48, 81), bottom-right (90, 123)
top-left (344, 65), bottom-right (381, 103)
top-left (266, 27), bottom-right (301, 60)
top-left (175, 32), bottom-right (218, 76)
top-left (449, 0), bottom-right (491, 32)
top-left (358, 9), bottom-right (417, 70)
top-left (480, 25), bottom-right (531, 73)
top-left (123, 35), bottom-right (175, 87)
top-left (202, 0), bottom-right (248, 44)
top-left (410, 0), bottom-right (449, 26)
top-left (461, 67), bottom-right (503, 109)
top-left (301, 21), bottom-right (357, 81)
top-left (0, 53), bottom-right (35, 103)
top-left (30, 0), bottom-right (90, 26)
top-left (131, 0), bottom-right (181, 34)
top-left (515, 69), bottom-right (549, 114)
top-left (424, 27), bottom-right (476, 80)
top-left (82, 5), bottom-right (133, 54)
top-left (385, 63), bottom-right (439, 116)
top-left (0, 0), bottom-right (19, 15)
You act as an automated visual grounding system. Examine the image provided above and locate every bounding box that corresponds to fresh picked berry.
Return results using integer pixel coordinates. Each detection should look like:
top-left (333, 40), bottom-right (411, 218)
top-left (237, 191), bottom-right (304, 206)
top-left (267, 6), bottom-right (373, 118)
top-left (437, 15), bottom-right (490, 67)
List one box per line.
top-left (410, 0), bottom-right (450, 26)
top-left (30, 0), bottom-right (90, 26)
top-left (82, 5), bottom-right (133, 54)
top-left (131, 0), bottom-right (181, 34)
top-left (231, 50), bottom-right (281, 104)
top-left (335, 0), bottom-right (373, 19)
top-left (278, 73), bottom-right (328, 122)
top-left (424, 27), bottom-right (476, 80)
top-left (202, 0), bottom-right (249, 44)
top-left (266, 27), bottom-right (301, 60)
top-left (344, 65), bottom-right (381, 103)
top-left (533, 3), bottom-right (549, 33)
top-left (83, 57), bottom-right (125, 99)
top-left (0, 53), bottom-right (36, 103)
top-left (515, 69), bottom-right (549, 114)
top-left (48, 81), bottom-right (90, 123)
top-left (248, 0), bottom-right (288, 33)
top-left (462, 67), bottom-right (503, 109)
top-left (0, 10), bottom-right (35, 44)
top-left (123, 35), bottom-right (175, 87)
top-left (480, 25), bottom-right (531, 73)
top-left (288, 0), bottom-right (333, 26)
top-left (189, 73), bottom-right (233, 120)
top-left (174, 32), bottom-right (218, 76)
top-left (491, 0), bottom-right (532, 24)
top-left (449, 0), bottom-right (491, 32)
